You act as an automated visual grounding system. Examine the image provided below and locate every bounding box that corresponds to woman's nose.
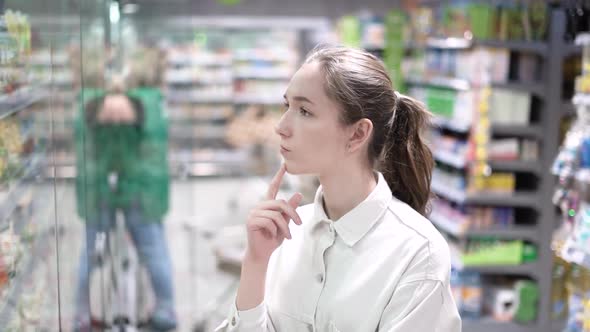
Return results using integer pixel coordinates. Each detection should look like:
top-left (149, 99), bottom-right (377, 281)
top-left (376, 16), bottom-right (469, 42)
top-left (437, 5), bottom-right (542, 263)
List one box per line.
top-left (275, 112), bottom-right (291, 138)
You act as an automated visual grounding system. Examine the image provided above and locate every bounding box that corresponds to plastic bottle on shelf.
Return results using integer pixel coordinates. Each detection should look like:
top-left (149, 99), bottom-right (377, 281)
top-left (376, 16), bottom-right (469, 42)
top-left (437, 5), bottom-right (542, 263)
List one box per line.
top-left (565, 264), bottom-right (590, 332)
top-left (579, 34), bottom-right (590, 76)
top-left (461, 271), bottom-right (483, 319)
top-left (450, 268), bottom-right (463, 312)
top-left (575, 33), bottom-right (590, 94)
top-left (552, 255), bottom-right (570, 320)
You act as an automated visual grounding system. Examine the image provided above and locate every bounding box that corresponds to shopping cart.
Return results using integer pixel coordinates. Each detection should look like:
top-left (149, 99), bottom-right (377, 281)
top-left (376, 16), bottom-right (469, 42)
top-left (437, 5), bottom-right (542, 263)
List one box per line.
top-left (88, 172), bottom-right (153, 332)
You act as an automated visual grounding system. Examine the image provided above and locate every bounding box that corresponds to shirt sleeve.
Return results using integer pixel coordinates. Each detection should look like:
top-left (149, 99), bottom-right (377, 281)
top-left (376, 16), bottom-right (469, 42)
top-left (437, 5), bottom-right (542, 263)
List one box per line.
top-left (377, 279), bottom-right (462, 332)
top-left (213, 300), bottom-right (277, 332)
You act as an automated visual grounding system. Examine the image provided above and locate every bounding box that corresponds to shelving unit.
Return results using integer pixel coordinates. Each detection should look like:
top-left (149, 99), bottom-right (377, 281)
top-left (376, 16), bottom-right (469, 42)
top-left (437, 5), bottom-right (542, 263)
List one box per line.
top-left (406, 8), bottom-right (569, 332)
top-left (156, 23), bottom-right (312, 178)
top-left (431, 180), bottom-right (539, 207)
top-left (0, 88), bottom-right (48, 120)
top-left (0, 154), bottom-right (42, 232)
top-left (408, 36), bottom-right (549, 55)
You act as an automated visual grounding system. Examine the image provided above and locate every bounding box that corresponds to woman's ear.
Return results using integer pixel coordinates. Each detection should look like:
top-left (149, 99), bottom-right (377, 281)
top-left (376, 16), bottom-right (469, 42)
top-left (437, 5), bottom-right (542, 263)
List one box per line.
top-left (347, 118), bottom-right (373, 152)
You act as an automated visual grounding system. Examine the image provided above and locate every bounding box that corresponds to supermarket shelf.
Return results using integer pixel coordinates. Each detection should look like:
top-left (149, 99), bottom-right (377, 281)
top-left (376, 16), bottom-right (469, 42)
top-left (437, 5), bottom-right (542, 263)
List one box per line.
top-left (154, 16), bottom-right (331, 30)
top-left (0, 187), bottom-right (55, 325)
top-left (562, 100), bottom-right (576, 117)
top-left (462, 262), bottom-right (539, 276)
top-left (426, 37), bottom-right (472, 49)
top-left (167, 57), bottom-right (232, 67)
top-left (432, 116), bottom-right (471, 133)
top-left (468, 191), bottom-right (539, 208)
top-left (433, 150), bottom-right (467, 168)
top-left (492, 81), bottom-right (544, 96)
top-left (406, 76), bottom-right (471, 91)
top-left (165, 77), bottom-right (233, 85)
top-left (170, 149), bottom-right (250, 165)
top-left (431, 180), bottom-right (539, 207)
top-left (491, 124), bottom-right (542, 138)
top-left (488, 159), bottom-right (542, 174)
top-left (233, 53), bottom-right (297, 63)
top-left (233, 69), bottom-right (292, 80)
top-left (0, 235), bottom-right (41, 325)
top-left (430, 211), bottom-right (538, 240)
top-left (552, 319), bottom-right (566, 332)
top-left (463, 319), bottom-right (539, 332)
top-left (407, 38), bottom-right (548, 55)
top-left (169, 117), bottom-right (230, 124)
top-left (450, 244), bottom-right (538, 276)
top-left (476, 39), bottom-right (548, 54)
top-left (171, 132), bottom-right (227, 141)
top-left (43, 165), bottom-right (76, 179)
top-left (431, 180), bottom-right (468, 203)
top-left (29, 53), bottom-right (69, 66)
top-left (563, 43), bottom-right (582, 57)
top-left (0, 155), bottom-right (42, 231)
top-left (429, 210), bottom-right (468, 236)
top-left (408, 77), bottom-right (543, 95)
top-left (0, 89), bottom-right (48, 121)
top-left (165, 95), bottom-right (233, 104)
top-left (234, 95), bottom-right (284, 105)
top-left (174, 162), bottom-right (250, 178)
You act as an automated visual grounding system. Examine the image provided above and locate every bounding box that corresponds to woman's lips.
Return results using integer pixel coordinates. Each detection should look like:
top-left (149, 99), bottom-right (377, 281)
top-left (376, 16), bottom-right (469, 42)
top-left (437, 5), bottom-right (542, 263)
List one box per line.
top-left (280, 146), bottom-right (291, 154)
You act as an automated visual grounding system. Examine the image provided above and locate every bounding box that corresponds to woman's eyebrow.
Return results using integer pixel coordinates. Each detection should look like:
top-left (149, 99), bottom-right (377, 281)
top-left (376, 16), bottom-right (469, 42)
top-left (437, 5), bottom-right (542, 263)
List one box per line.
top-left (283, 94), bottom-right (315, 105)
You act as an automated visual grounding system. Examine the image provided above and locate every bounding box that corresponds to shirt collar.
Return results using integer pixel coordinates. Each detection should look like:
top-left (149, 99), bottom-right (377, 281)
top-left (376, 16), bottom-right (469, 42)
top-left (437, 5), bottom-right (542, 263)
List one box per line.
top-left (311, 172), bottom-right (392, 247)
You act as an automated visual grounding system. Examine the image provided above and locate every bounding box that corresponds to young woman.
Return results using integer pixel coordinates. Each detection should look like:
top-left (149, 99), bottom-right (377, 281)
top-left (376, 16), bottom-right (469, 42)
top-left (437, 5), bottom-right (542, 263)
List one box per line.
top-left (216, 45), bottom-right (461, 332)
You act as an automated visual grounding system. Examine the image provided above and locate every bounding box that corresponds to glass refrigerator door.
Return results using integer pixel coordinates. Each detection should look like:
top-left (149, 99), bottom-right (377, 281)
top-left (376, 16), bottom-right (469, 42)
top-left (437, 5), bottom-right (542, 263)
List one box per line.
top-left (0, 0), bottom-right (109, 329)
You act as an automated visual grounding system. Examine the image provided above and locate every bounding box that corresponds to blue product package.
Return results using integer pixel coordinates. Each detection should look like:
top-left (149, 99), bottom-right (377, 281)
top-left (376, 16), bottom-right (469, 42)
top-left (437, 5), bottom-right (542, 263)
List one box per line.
top-left (580, 138), bottom-right (590, 168)
top-left (461, 271), bottom-right (483, 319)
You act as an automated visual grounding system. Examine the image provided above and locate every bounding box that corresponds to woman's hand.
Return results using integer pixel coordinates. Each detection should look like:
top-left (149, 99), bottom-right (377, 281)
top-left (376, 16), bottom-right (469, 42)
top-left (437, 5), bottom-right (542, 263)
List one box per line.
top-left (244, 164), bottom-right (303, 263)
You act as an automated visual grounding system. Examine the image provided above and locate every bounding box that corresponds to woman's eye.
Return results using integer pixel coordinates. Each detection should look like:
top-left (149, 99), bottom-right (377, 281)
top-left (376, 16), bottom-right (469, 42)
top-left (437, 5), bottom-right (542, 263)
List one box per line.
top-left (300, 108), bottom-right (311, 117)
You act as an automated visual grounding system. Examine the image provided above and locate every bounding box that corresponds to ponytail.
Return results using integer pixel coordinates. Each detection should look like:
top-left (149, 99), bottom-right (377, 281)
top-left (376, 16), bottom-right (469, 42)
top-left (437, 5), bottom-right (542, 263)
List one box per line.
top-left (381, 94), bottom-right (434, 216)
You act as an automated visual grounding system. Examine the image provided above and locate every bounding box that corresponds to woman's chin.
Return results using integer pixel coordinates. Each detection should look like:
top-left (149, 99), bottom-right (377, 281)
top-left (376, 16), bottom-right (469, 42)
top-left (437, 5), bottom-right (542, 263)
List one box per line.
top-left (284, 161), bottom-right (305, 175)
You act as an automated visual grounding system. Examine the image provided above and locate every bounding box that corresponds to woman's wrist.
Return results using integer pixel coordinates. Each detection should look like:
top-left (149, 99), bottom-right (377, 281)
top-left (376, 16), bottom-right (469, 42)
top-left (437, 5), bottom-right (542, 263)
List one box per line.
top-left (243, 250), bottom-right (271, 267)
top-left (236, 251), bottom-right (270, 311)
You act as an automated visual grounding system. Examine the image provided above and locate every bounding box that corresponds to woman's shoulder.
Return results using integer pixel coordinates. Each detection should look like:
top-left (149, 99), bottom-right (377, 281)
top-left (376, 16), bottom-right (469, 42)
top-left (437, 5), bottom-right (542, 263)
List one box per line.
top-left (382, 198), bottom-right (452, 282)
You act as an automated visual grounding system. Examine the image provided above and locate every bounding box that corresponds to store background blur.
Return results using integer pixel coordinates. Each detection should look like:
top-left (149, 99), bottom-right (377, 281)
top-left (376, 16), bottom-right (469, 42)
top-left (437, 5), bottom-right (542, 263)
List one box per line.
top-left (0, 0), bottom-right (589, 331)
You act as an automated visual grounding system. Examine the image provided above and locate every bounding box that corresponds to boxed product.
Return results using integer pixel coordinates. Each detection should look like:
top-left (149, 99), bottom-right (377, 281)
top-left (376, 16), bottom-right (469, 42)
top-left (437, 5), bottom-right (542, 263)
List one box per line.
top-left (489, 89), bottom-right (531, 125)
top-left (488, 139), bottom-right (520, 160)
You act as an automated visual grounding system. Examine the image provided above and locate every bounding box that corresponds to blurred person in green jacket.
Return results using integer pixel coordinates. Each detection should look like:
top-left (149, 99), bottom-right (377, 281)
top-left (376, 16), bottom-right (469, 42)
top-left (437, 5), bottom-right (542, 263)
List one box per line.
top-left (73, 48), bottom-right (176, 332)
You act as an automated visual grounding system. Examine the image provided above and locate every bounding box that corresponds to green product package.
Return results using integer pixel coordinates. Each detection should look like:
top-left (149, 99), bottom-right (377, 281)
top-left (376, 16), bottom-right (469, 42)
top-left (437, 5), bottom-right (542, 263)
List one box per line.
top-left (467, 3), bottom-right (496, 40)
top-left (426, 88), bottom-right (456, 118)
top-left (513, 280), bottom-right (539, 323)
top-left (522, 243), bottom-right (538, 262)
top-left (384, 10), bottom-right (406, 93)
top-left (339, 16), bottom-right (361, 48)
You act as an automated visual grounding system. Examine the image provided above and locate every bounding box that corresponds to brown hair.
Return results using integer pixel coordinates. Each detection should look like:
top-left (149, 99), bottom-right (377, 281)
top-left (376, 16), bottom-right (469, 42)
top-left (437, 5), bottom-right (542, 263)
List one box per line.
top-left (305, 45), bottom-right (434, 216)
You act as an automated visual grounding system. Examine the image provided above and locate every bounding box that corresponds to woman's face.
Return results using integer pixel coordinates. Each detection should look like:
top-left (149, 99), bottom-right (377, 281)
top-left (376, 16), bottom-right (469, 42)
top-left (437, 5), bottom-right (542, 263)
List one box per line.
top-left (275, 61), bottom-right (350, 175)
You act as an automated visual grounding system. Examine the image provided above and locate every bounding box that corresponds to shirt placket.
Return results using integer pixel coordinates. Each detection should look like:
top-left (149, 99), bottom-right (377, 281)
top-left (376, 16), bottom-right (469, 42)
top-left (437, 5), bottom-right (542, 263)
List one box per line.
top-left (311, 221), bottom-right (336, 332)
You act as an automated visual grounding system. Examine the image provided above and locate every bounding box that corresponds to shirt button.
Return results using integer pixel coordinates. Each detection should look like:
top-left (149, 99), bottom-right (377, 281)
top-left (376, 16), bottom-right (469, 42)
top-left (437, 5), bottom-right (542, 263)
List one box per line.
top-left (317, 273), bottom-right (324, 283)
top-left (329, 224), bottom-right (335, 233)
top-left (231, 317), bottom-right (237, 325)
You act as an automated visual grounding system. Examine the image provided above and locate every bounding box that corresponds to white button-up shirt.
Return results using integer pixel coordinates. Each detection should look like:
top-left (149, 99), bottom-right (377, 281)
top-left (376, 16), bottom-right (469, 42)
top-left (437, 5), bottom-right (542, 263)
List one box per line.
top-left (216, 172), bottom-right (461, 332)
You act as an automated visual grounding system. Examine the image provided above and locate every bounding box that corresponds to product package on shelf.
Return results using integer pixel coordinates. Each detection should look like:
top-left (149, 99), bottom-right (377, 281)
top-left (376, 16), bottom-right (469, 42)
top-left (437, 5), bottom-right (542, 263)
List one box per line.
top-left (451, 268), bottom-right (540, 323)
top-left (553, 34), bottom-right (590, 270)
top-left (551, 33), bottom-right (590, 332)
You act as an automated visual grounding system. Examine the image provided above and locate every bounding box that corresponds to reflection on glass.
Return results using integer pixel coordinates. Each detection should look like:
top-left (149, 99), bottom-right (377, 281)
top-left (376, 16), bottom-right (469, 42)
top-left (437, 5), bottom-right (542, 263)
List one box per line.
top-left (0, 1), bottom-right (328, 330)
top-left (73, 44), bottom-right (177, 331)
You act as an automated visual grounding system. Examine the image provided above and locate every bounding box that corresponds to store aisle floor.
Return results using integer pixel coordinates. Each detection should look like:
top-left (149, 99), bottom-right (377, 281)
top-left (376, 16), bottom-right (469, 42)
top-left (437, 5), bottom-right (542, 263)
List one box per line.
top-left (52, 177), bottom-right (262, 332)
